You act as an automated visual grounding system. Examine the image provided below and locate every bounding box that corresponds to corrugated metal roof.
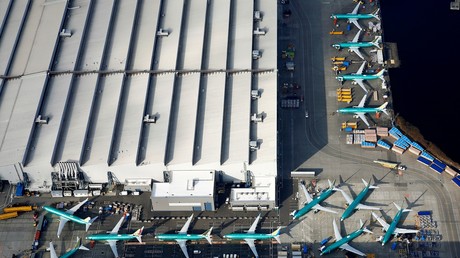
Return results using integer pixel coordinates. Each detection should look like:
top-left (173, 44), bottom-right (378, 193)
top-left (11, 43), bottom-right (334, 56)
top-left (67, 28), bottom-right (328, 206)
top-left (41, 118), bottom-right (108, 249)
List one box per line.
top-left (0, 0), bottom-right (278, 193)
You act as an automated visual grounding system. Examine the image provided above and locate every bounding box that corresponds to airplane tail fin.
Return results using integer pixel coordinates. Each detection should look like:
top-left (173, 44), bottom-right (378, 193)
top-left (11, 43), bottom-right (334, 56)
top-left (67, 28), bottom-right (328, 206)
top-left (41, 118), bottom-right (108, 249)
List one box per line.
top-left (377, 102), bottom-right (389, 116)
top-left (271, 226), bottom-right (282, 244)
top-left (290, 210), bottom-right (297, 217)
top-left (376, 69), bottom-right (385, 78)
top-left (371, 8), bottom-right (380, 20)
top-left (362, 178), bottom-right (378, 189)
top-left (84, 216), bottom-right (98, 231)
top-left (371, 36), bottom-right (382, 49)
top-left (328, 179), bottom-right (339, 191)
top-left (132, 226), bottom-right (144, 243)
top-left (359, 219), bottom-right (373, 234)
top-left (75, 236), bottom-right (89, 251)
top-left (202, 227), bottom-right (213, 245)
top-left (394, 202), bottom-right (412, 213)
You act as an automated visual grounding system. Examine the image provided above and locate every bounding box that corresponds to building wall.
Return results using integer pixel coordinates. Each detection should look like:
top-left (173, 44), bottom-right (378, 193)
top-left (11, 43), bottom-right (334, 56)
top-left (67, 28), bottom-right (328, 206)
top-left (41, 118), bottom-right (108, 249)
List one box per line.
top-left (150, 195), bottom-right (215, 211)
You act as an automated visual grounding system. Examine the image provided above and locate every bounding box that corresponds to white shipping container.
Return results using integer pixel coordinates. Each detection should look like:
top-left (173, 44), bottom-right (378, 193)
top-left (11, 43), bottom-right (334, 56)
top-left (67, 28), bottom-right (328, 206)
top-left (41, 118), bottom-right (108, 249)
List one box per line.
top-left (63, 191), bottom-right (72, 197)
top-left (119, 191), bottom-right (129, 196)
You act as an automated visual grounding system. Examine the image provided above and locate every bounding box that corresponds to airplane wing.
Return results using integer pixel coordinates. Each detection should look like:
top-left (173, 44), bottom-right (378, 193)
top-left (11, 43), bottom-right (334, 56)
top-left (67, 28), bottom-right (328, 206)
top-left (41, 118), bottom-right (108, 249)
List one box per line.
top-left (340, 243), bottom-right (366, 257)
top-left (371, 212), bottom-right (389, 231)
top-left (57, 218), bottom-right (69, 237)
top-left (351, 3), bottom-right (360, 14)
top-left (356, 113), bottom-right (370, 127)
top-left (338, 189), bottom-right (354, 205)
top-left (66, 198), bottom-right (88, 214)
top-left (177, 240), bottom-right (190, 258)
top-left (352, 30), bottom-right (361, 42)
top-left (313, 204), bottom-right (337, 214)
top-left (300, 183), bottom-right (313, 203)
top-left (357, 94), bottom-right (367, 107)
top-left (179, 214), bottom-right (194, 234)
top-left (350, 19), bottom-right (363, 30)
top-left (350, 47), bottom-right (365, 60)
top-left (248, 214), bottom-right (261, 234)
top-left (333, 219), bottom-right (342, 241)
top-left (245, 239), bottom-right (259, 258)
top-left (394, 228), bottom-right (419, 235)
top-left (49, 242), bottom-right (58, 258)
top-left (110, 215), bottom-right (126, 234)
top-left (353, 79), bottom-right (368, 93)
top-left (356, 62), bottom-right (366, 74)
top-left (107, 240), bottom-right (119, 258)
top-left (356, 203), bottom-right (380, 210)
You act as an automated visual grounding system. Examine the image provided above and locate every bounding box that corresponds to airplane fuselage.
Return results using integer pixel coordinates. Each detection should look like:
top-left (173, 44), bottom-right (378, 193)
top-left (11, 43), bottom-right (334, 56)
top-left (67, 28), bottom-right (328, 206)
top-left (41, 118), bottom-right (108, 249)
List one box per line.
top-left (338, 107), bottom-right (380, 114)
top-left (293, 189), bottom-right (334, 220)
top-left (86, 233), bottom-right (137, 241)
top-left (340, 187), bottom-right (370, 221)
top-left (320, 229), bottom-right (365, 255)
top-left (333, 42), bottom-right (374, 49)
top-left (60, 249), bottom-right (79, 258)
top-left (382, 210), bottom-right (403, 245)
top-left (339, 74), bottom-right (380, 81)
top-left (43, 206), bottom-right (88, 225)
top-left (224, 233), bottom-right (274, 241)
top-left (156, 234), bottom-right (205, 241)
top-left (331, 14), bottom-right (375, 20)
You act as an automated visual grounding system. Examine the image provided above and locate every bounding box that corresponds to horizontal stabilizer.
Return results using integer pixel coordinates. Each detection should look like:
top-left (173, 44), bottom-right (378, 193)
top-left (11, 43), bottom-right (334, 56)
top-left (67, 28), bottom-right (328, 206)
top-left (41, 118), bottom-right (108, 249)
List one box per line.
top-left (85, 216), bottom-right (98, 232)
top-left (202, 227), bottom-right (213, 245)
top-left (271, 226), bottom-right (282, 244)
top-left (133, 226), bottom-right (144, 243)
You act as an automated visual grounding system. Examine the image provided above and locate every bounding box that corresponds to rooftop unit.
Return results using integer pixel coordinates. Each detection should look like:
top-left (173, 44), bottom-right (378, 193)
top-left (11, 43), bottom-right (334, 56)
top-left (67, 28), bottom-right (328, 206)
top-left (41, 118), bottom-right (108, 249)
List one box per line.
top-left (156, 28), bottom-right (169, 37)
top-left (253, 27), bottom-right (266, 36)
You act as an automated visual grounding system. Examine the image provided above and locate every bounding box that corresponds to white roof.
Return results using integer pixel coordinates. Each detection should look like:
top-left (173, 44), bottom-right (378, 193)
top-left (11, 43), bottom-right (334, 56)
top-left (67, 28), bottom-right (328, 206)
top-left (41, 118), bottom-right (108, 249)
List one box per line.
top-left (151, 170), bottom-right (215, 197)
top-left (0, 0), bottom-right (278, 191)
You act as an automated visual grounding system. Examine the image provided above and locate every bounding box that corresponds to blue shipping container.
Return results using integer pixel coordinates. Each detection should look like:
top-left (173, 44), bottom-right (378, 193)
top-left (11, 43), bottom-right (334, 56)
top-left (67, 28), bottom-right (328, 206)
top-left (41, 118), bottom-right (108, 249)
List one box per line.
top-left (418, 211), bottom-right (431, 216)
top-left (429, 164), bottom-right (444, 173)
top-left (303, 244), bottom-right (309, 254)
top-left (452, 177), bottom-right (460, 188)
top-left (417, 156), bottom-right (431, 166)
top-left (391, 242), bottom-right (398, 250)
top-left (433, 159), bottom-right (447, 170)
top-left (15, 183), bottom-right (24, 196)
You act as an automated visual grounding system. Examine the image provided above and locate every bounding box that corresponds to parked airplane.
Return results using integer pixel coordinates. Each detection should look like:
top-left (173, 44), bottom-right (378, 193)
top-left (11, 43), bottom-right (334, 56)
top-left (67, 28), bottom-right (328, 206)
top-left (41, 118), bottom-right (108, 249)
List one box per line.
top-left (336, 61), bottom-right (385, 93)
top-left (338, 178), bottom-right (381, 221)
top-left (43, 198), bottom-right (97, 238)
top-left (291, 179), bottom-right (339, 220)
top-left (337, 94), bottom-right (388, 127)
top-left (330, 3), bottom-right (380, 30)
top-left (49, 237), bottom-right (88, 258)
top-left (155, 214), bottom-right (212, 258)
top-left (372, 203), bottom-right (419, 246)
top-left (331, 30), bottom-right (381, 60)
top-left (86, 214), bottom-right (143, 258)
top-left (320, 219), bottom-right (372, 256)
top-left (224, 214), bottom-right (282, 258)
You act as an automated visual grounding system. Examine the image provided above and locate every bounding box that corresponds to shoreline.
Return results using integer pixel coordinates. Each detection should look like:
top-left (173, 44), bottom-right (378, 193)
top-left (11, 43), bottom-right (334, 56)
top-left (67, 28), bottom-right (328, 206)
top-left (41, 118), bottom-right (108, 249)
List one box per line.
top-left (395, 116), bottom-right (460, 172)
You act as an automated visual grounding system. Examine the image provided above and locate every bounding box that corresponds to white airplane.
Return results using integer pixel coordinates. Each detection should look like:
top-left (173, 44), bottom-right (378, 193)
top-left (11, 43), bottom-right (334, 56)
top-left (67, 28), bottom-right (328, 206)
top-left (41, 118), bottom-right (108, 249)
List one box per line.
top-left (372, 203), bottom-right (419, 246)
top-left (332, 30), bottom-right (381, 60)
top-left (336, 61), bottom-right (385, 93)
top-left (49, 237), bottom-right (88, 258)
top-left (330, 3), bottom-right (380, 31)
top-left (86, 214), bottom-right (143, 258)
top-left (320, 219), bottom-right (372, 256)
top-left (337, 94), bottom-right (389, 127)
top-left (43, 198), bottom-right (98, 238)
top-left (224, 214), bottom-right (282, 258)
top-left (155, 214), bottom-right (213, 258)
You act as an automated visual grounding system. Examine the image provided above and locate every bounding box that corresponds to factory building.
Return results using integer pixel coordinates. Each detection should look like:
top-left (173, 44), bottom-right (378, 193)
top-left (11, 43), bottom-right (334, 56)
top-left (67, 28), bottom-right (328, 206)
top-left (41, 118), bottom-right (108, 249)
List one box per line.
top-left (151, 170), bottom-right (216, 211)
top-left (0, 0), bottom-right (277, 210)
